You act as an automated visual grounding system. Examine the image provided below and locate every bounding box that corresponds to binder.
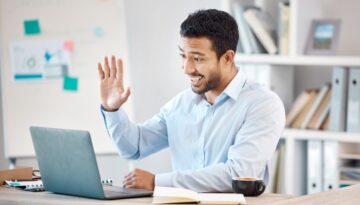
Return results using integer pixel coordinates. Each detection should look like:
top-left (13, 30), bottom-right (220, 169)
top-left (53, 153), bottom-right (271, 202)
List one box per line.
top-left (346, 68), bottom-right (360, 132)
top-left (330, 67), bottom-right (348, 131)
top-left (322, 67), bottom-right (349, 192)
top-left (322, 141), bottom-right (338, 191)
top-left (307, 140), bottom-right (323, 194)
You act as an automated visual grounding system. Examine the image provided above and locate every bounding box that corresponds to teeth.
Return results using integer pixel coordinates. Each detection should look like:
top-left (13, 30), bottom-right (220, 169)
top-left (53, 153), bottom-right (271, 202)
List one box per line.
top-left (190, 76), bottom-right (202, 84)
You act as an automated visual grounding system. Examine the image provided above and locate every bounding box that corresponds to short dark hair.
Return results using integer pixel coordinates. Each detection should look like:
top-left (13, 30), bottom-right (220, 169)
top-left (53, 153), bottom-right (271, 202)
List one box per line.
top-left (180, 9), bottom-right (239, 59)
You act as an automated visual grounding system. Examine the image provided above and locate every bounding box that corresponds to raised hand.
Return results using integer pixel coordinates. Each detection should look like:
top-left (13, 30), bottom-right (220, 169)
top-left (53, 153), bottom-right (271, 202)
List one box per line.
top-left (98, 56), bottom-right (131, 112)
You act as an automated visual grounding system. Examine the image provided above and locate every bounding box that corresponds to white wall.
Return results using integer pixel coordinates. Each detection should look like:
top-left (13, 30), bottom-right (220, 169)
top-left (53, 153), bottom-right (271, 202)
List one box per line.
top-left (0, 13), bottom-right (8, 169)
top-left (123, 0), bottom-right (220, 121)
top-left (321, 0), bottom-right (360, 56)
top-left (0, 73), bottom-right (8, 169)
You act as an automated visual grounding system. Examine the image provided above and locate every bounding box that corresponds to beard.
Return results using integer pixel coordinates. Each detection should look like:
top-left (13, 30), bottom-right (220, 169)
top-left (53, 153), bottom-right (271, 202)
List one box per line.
top-left (191, 72), bottom-right (222, 95)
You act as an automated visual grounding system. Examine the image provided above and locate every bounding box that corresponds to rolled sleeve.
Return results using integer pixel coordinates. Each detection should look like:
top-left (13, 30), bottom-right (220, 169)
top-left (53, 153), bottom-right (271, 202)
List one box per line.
top-left (100, 105), bottom-right (169, 160)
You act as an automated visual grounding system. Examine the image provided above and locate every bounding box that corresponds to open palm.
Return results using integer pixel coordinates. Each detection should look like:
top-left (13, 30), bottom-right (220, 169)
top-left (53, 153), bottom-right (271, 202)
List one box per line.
top-left (98, 56), bottom-right (131, 111)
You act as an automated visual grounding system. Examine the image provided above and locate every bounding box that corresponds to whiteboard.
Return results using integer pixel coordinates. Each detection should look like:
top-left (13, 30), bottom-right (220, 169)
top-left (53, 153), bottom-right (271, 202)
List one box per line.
top-left (0, 0), bottom-right (134, 158)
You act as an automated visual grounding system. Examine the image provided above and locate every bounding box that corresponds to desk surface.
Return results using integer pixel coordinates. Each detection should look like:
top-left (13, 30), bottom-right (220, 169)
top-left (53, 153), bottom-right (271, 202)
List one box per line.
top-left (0, 187), bottom-right (293, 205)
top-left (2, 185), bottom-right (360, 205)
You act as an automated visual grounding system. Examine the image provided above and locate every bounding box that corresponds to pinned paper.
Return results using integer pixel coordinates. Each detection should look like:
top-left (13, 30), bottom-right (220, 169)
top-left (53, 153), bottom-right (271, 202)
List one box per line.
top-left (63, 76), bottom-right (78, 91)
top-left (24, 19), bottom-right (41, 35)
top-left (10, 40), bottom-right (72, 81)
top-left (63, 40), bottom-right (74, 51)
top-left (94, 26), bottom-right (104, 37)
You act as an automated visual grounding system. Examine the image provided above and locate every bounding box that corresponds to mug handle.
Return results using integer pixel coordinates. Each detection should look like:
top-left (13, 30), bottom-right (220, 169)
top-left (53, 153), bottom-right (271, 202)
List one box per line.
top-left (256, 181), bottom-right (266, 196)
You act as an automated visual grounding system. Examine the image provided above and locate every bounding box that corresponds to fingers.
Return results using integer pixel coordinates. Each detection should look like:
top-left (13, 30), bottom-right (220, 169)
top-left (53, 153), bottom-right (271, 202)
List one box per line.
top-left (123, 172), bottom-right (136, 188)
top-left (116, 59), bottom-right (124, 82)
top-left (97, 63), bottom-right (104, 80)
top-left (122, 168), bottom-right (154, 190)
top-left (123, 177), bottom-right (135, 186)
top-left (100, 56), bottom-right (124, 79)
top-left (104, 57), bottom-right (110, 78)
top-left (110, 55), bottom-right (117, 78)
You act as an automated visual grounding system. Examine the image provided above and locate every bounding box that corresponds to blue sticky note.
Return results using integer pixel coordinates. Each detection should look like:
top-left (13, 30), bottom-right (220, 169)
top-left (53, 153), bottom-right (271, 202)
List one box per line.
top-left (24, 19), bottom-right (41, 35)
top-left (94, 26), bottom-right (104, 37)
top-left (63, 76), bottom-right (78, 91)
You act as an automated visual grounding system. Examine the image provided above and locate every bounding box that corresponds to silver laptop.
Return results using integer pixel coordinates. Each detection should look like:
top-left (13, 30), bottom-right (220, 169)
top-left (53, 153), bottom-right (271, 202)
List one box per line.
top-left (30, 126), bottom-right (153, 199)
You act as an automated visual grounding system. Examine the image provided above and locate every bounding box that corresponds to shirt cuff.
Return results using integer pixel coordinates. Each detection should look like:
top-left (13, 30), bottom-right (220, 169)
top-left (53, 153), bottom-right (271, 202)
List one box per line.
top-left (100, 105), bottom-right (127, 125)
top-left (155, 172), bottom-right (174, 187)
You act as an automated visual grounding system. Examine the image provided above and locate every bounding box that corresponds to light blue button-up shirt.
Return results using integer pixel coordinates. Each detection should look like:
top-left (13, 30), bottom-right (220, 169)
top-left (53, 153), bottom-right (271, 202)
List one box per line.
top-left (101, 70), bottom-right (285, 192)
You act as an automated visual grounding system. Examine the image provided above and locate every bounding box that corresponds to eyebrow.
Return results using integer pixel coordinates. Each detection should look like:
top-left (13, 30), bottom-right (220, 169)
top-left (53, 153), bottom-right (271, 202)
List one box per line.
top-left (178, 46), bottom-right (206, 56)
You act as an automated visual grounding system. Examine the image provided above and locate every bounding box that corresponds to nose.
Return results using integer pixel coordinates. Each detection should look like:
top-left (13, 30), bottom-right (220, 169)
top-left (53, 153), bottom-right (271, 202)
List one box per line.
top-left (182, 58), bottom-right (195, 75)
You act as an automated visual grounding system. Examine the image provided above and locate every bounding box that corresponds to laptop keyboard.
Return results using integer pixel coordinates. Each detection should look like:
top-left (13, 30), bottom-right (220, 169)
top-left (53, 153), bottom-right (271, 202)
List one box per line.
top-left (103, 185), bottom-right (151, 196)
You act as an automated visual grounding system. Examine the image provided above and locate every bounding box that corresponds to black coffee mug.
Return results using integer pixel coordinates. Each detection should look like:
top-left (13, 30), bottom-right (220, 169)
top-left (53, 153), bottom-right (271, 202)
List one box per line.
top-left (232, 177), bottom-right (266, 196)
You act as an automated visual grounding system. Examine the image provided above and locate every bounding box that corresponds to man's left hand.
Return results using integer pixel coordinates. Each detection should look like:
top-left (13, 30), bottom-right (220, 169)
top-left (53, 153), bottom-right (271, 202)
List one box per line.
top-left (122, 168), bottom-right (155, 190)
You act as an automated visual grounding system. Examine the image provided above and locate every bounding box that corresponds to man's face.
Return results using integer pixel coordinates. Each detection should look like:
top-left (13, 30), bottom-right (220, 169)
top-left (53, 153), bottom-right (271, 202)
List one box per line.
top-left (179, 37), bottom-right (222, 95)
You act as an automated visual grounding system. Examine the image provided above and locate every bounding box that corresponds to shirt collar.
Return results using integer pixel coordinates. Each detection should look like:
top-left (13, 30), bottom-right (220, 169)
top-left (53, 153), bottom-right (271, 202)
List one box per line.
top-left (222, 69), bottom-right (247, 101)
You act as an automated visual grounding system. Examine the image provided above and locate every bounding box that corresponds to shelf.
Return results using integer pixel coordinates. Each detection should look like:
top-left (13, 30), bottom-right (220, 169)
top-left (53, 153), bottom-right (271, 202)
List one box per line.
top-left (340, 167), bottom-right (360, 172)
top-left (281, 129), bottom-right (360, 143)
top-left (235, 54), bottom-right (360, 67)
top-left (339, 154), bottom-right (360, 160)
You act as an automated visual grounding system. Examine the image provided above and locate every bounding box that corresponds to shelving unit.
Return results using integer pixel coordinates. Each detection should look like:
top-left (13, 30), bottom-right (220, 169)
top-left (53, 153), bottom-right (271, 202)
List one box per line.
top-left (281, 129), bottom-right (360, 194)
top-left (339, 154), bottom-right (360, 160)
top-left (282, 129), bottom-right (360, 143)
top-left (339, 180), bottom-right (360, 186)
top-left (235, 54), bottom-right (360, 67)
top-left (223, 0), bottom-right (360, 195)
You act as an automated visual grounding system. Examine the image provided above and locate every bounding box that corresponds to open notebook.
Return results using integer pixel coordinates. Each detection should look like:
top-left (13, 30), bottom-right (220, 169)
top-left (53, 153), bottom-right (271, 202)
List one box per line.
top-left (152, 186), bottom-right (246, 204)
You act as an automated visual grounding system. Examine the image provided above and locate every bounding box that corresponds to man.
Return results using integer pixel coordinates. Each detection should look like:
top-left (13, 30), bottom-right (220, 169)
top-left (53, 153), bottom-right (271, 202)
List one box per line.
top-left (98, 9), bottom-right (285, 192)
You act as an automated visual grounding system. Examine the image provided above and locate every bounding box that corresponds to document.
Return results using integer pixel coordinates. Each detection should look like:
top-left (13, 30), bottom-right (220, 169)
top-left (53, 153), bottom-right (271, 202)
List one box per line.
top-left (10, 40), bottom-right (72, 81)
top-left (5, 180), bottom-right (44, 191)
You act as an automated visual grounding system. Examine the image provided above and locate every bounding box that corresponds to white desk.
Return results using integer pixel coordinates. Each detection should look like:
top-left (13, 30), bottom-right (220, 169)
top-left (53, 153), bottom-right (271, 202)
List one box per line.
top-left (0, 187), bottom-right (293, 205)
top-left (2, 185), bottom-right (360, 205)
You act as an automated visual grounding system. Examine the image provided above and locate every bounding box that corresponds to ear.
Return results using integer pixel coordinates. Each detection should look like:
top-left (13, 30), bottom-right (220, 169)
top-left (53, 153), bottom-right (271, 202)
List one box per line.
top-left (221, 50), bottom-right (235, 65)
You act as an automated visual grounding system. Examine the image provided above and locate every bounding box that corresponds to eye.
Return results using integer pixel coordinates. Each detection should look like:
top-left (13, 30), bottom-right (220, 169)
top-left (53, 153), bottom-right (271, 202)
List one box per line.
top-left (194, 57), bottom-right (203, 62)
top-left (179, 53), bottom-right (185, 59)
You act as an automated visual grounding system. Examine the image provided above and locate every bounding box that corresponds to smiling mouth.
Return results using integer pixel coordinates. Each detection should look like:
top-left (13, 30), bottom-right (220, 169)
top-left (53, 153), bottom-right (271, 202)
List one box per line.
top-left (190, 75), bottom-right (203, 86)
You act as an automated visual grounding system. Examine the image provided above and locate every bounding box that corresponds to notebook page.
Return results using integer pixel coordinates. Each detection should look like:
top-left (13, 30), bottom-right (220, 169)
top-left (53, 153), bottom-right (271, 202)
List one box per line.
top-left (197, 193), bottom-right (246, 204)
